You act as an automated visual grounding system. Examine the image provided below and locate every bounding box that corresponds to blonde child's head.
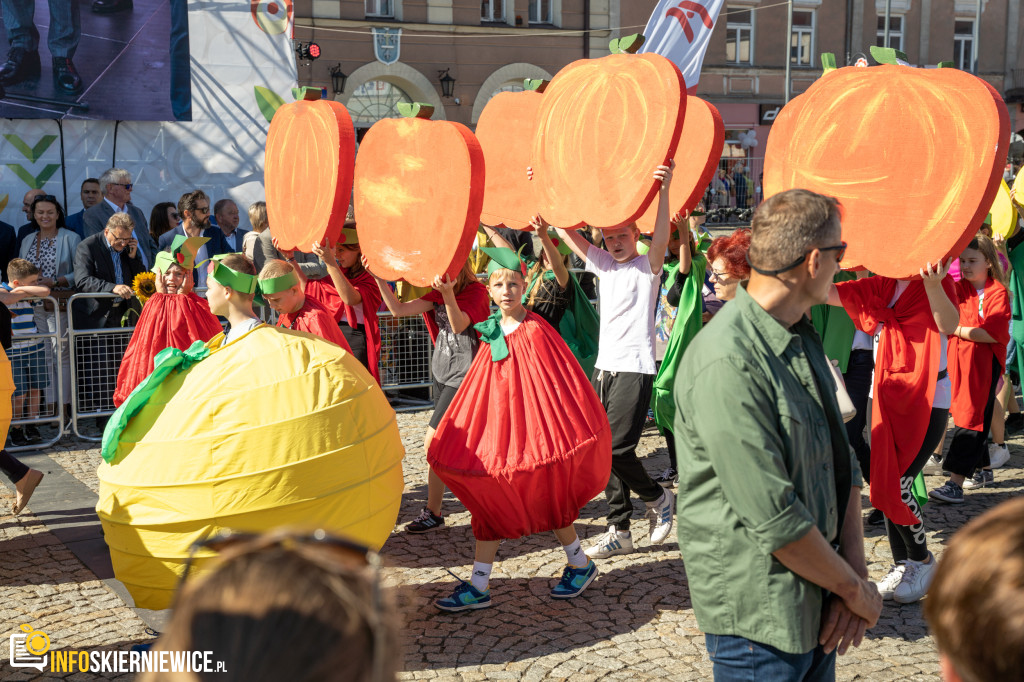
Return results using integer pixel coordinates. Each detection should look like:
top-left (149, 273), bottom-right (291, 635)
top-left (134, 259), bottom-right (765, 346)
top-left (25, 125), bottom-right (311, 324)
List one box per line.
top-left (259, 260), bottom-right (304, 315)
top-left (7, 258), bottom-right (39, 287)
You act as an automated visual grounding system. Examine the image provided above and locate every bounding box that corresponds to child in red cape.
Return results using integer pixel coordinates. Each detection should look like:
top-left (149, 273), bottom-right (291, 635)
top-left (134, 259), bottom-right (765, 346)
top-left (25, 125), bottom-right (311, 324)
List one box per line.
top-left (113, 236), bottom-right (223, 407)
top-left (828, 258), bottom-right (959, 604)
top-left (258, 259), bottom-right (353, 353)
top-left (931, 235), bottom-right (1011, 500)
top-left (428, 247), bottom-right (611, 611)
top-left (371, 260), bottom-right (490, 533)
top-left (302, 223), bottom-right (384, 383)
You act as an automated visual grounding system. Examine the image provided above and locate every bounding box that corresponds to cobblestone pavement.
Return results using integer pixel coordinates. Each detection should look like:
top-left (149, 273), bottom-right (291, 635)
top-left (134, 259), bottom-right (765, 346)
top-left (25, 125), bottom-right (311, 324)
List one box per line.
top-left (2, 411), bottom-right (1022, 680)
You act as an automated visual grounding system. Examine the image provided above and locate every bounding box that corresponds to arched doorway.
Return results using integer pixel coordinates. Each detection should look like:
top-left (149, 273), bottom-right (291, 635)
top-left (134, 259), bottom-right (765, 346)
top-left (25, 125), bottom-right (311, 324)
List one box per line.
top-left (347, 80), bottom-right (413, 131)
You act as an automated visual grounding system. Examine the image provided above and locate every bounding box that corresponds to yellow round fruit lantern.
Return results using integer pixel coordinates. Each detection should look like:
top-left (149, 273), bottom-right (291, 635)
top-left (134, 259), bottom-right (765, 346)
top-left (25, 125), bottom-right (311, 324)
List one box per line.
top-left (96, 325), bottom-right (405, 610)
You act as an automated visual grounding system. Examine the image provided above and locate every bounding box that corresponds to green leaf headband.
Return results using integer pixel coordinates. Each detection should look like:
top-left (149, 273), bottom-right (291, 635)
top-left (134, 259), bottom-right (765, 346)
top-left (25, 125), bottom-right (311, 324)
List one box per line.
top-left (209, 253), bottom-right (258, 294)
top-left (153, 235), bottom-right (209, 274)
top-left (257, 270), bottom-right (299, 294)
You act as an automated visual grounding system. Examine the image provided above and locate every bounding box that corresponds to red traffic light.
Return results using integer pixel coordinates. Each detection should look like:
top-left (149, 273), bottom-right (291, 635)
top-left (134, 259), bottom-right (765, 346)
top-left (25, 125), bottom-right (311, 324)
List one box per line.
top-left (308, 42), bottom-right (321, 59)
top-left (295, 41), bottom-right (322, 61)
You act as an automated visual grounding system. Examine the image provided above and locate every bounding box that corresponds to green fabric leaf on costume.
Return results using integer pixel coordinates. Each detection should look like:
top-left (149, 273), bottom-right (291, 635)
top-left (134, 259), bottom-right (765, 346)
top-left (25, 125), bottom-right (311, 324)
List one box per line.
top-left (474, 311), bottom-right (510, 362)
top-left (870, 45), bottom-right (909, 65)
top-left (651, 255), bottom-right (706, 429)
top-left (100, 340), bottom-right (211, 463)
top-left (911, 472), bottom-right (928, 510)
top-left (254, 86), bottom-right (286, 124)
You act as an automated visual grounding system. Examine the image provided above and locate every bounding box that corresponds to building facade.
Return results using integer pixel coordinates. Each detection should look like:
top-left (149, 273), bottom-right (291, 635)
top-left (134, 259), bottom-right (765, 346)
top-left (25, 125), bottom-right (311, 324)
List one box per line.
top-left (294, 1), bottom-right (1023, 172)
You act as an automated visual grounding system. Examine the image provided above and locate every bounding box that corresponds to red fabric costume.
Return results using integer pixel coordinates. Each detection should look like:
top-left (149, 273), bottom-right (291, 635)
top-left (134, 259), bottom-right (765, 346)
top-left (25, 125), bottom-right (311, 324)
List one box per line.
top-left (305, 270), bottom-right (384, 383)
top-left (948, 276), bottom-right (1011, 431)
top-left (837, 276), bottom-right (956, 526)
top-left (113, 293), bottom-right (223, 407)
top-left (427, 312), bottom-right (612, 541)
top-left (419, 281), bottom-right (491, 343)
top-left (277, 296), bottom-right (353, 353)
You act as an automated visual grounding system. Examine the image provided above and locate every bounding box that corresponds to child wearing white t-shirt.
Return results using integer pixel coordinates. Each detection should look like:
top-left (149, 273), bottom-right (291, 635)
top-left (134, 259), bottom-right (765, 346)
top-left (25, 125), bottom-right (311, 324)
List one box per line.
top-left (554, 162), bottom-right (677, 559)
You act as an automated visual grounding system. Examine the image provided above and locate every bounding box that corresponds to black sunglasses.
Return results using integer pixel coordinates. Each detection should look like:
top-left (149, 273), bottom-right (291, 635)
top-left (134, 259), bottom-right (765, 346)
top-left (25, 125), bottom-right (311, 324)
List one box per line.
top-left (747, 242), bottom-right (847, 277)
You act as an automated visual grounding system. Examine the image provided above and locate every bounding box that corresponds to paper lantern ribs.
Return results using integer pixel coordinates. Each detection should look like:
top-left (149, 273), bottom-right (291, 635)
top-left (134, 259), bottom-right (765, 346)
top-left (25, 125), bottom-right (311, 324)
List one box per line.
top-left (764, 63), bottom-right (1009, 279)
top-left (97, 326), bottom-right (405, 610)
top-left (477, 82), bottom-right (547, 230)
top-left (531, 36), bottom-right (686, 230)
top-left (636, 96), bottom-right (724, 235)
top-left (354, 103), bottom-right (485, 287)
top-left (265, 87), bottom-right (356, 251)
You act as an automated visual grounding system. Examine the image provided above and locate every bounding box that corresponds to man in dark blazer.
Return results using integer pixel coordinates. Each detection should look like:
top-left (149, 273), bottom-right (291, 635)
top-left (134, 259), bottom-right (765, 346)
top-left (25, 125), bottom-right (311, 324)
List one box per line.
top-left (158, 190), bottom-right (229, 289)
top-left (82, 168), bottom-right (156, 268)
top-left (73, 213), bottom-right (146, 329)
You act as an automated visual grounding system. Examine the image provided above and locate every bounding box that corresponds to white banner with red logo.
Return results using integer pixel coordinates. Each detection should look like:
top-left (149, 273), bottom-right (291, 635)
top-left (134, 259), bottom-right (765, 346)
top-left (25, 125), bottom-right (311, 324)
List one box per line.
top-left (640, 0), bottom-right (726, 93)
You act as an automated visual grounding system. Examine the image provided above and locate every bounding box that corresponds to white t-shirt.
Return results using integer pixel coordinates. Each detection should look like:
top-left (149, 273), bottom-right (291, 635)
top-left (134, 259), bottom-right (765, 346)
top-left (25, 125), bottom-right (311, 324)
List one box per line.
top-left (868, 280), bottom-right (950, 409)
top-left (224, 317), bottom-right (261, 345)
top-left (585, 245), bottom-right (659, 375)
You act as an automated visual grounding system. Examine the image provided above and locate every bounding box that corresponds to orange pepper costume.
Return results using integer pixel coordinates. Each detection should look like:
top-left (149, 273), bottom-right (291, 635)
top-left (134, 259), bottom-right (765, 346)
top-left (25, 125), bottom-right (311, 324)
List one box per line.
top-left (426, 248), bottom-right (611, 542)
top-left (836, 276), bottom-right (956, 525)
top-left (948, 277), bottom-right (1011, 431)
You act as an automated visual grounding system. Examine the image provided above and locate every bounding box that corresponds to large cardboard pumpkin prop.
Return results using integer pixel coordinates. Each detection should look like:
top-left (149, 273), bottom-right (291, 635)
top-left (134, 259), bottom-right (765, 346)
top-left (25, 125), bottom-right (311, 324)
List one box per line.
top-left (265, 87), bottom-right (356, 251)
top-left (0, 346), bottom-right (12, 442)
top-left (355, 103), bottom-right (485, 287)
top-left (477, 81), bottom-right (546, 230)
top-left (990, 179), bottom-right (1019, 239)
top-left (97, 326), bottom-right (405, 610)
top-left (764, 62), bottom-right (1009, 278)
top-left (636, 96), bottom-right (724, 235)
top-left (531, 35), bottom-right (685, 229)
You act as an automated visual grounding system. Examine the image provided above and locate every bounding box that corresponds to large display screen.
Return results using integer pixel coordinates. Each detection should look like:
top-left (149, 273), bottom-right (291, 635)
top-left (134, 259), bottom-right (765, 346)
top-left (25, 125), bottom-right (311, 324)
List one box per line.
top-left (0, 0), bottom-right (191, 120)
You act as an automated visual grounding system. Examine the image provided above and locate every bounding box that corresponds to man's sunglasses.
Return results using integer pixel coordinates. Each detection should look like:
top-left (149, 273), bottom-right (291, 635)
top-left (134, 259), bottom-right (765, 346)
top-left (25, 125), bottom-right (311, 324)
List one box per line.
top-left (747, 242), bottom-right (847, 277)
top-left (111, 183), bottom-right (133, 191)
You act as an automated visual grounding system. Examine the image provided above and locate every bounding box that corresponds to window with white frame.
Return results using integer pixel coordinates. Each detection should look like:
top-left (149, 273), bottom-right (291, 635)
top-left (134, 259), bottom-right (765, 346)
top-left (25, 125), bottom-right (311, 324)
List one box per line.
top-left (725, 7), bottom-right (754, 64)
top-left (954, 19), bottom-right (975, 71)
top-left (790, 9), bottom-right (815, 67)
top-left (529, 0), bottom-right (552, 24)
top-left (875, 14), bottom-right (903, 52)
top-left (365, 0), bottom-right (393, 17)
top-left (481, 0), bottom-right (504, 22)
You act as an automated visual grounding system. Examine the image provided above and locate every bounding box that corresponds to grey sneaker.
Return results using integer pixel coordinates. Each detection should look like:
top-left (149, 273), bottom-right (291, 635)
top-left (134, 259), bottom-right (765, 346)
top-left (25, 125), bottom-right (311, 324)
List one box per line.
top-left (893, 553), bottom-right (936, 604)
top-left (929, 480), bottom-right (964, 503)
top-left (585, 525), bottom-right (634, 559)
top-left (875, 562), bottom-right (907, 600)
top-left (654, 468), bottom-right (678, 488)
top-left (963, 469), bottom-right (994, 490)
top-left (646, 488), bottom-right (675, 544)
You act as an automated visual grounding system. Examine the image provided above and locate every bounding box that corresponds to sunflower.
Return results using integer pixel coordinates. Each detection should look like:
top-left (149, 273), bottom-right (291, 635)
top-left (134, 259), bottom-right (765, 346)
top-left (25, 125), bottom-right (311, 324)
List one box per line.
top-left (132, 271), bottom-right (157, 304)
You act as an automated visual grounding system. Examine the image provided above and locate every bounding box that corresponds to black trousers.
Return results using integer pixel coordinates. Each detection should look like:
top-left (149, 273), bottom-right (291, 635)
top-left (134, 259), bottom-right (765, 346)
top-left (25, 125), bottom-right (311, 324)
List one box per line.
top-left (844, 349), bottom-right (874, 482)
top-left (591, 369), bottom-right (663, 531)
top-left (945, 357), bottom-right (1001, 477)
top-left (885, 407), bottom-right (948, 562)
top-left (1, 449), bottom-right (29, 485)
top-left (340, 323), bottom-right (369, 370)
top-left (663, 427), bottom-right (677, 471)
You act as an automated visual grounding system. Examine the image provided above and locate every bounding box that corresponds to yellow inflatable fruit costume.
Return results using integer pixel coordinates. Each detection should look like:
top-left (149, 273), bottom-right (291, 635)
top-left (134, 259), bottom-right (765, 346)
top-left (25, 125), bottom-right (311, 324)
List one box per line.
top-left (96, 325), bottom-right (405, 610)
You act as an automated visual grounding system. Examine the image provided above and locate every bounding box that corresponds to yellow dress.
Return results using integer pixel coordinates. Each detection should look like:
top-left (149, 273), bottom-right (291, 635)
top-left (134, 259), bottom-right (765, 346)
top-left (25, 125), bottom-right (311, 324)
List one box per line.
top-left (96, 325), bottom-right (405, 610)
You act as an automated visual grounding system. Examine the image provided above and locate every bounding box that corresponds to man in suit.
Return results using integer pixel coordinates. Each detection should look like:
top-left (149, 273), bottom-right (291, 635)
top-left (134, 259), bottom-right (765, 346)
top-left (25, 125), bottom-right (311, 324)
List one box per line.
top-left (82, 168), bottom-right (157, 268)
top-left (0, 218), bottom-right (16, 283)
top-left (72, 212), bottom-right (147, 417)
top-left (158, 190), bottom-right (229, 290)
top-left (213, 198), bottom-right (248, 252)
top-left (64, 178), bottom-right (101, 239)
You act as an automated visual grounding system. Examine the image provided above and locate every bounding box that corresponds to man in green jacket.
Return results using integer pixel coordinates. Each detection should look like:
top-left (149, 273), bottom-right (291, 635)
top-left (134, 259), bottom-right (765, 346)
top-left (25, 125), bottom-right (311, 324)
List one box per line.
top-left (674, 189), bottom-right (881, 680)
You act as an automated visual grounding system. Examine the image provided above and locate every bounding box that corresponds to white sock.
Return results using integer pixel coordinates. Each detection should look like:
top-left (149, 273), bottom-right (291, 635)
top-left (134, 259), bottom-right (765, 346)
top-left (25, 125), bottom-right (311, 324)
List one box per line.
top-left (470, 561), bottom-right (492, 591)
top-left (562, 538), bottom-right (586, 567)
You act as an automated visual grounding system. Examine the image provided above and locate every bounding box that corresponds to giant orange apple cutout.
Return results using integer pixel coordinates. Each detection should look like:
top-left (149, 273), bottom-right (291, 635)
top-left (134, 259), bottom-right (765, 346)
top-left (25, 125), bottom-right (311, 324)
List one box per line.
top-left (354, 103), bottom-right (485, 287)
top-left (265, 87), bottom-right (356, 251)
top-left (477, 80), bottom-right (546, 230)
top-left (531, 35), bottom-right (686, 229)
top-left (636, 96), bottom-right (724, 235)
top-left (764, 56), bottom-right (1009, 278)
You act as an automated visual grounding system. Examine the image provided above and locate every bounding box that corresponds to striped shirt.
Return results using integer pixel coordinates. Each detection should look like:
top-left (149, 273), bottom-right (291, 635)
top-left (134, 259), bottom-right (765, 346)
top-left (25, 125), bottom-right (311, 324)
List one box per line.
top-left (1, 284), bottom-right (42, 354)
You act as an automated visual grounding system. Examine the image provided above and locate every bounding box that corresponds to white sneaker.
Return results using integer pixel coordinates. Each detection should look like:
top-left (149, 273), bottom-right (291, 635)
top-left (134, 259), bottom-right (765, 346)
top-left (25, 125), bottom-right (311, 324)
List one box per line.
top-left (988, 443), bottom-right (1010, 469)
top-left (874, 562), bottom-right (907, 600)
top-left (585, 525), bottom-right (634, 559)
top-left (645, 488), bottom-right (675, 544)
top-left (893, 552), bottom-right (936, 604)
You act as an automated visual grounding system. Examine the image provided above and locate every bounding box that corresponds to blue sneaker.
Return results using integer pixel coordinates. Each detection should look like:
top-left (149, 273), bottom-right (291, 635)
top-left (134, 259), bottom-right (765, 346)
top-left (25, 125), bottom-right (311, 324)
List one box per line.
top-left (550, 560), bottom-right (598, 599)
top-left (435, 578), bottom-right (491, 612)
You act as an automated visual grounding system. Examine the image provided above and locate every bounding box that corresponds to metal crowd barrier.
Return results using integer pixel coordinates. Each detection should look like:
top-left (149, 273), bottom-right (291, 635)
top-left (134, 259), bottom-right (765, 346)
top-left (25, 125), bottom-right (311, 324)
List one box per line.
top-left (6, 296), bottom-right (66, 453)
top-left (67, 292), bottom-right (136, 442)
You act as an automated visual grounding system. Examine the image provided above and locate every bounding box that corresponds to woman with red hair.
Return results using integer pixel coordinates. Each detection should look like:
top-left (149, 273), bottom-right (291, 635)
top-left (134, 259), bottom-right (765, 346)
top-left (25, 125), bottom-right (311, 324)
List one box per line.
top-left (705, 228), bottom-right (751, 314)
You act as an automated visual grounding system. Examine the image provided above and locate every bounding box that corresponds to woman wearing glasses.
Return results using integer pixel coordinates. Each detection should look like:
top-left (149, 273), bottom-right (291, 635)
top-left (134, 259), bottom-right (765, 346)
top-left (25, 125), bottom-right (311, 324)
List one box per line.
top-left (826, 259), bottom-right (959, 605)
top-left (703, 227), bottom-right (752, 320)
top-left (19, 195), bottom-right (81, 427)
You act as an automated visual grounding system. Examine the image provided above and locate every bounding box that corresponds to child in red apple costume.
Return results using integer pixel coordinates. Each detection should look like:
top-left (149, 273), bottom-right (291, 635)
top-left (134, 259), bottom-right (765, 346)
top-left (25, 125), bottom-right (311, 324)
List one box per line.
top-left (113, 236), bottom-right (223, 407)
top-left (428, 247), bottom-right (612, 611)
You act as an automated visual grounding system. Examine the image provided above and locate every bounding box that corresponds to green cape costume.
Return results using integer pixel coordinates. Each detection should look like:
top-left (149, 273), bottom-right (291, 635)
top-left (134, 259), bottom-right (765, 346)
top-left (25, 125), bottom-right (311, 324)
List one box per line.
top-left (524, 260), bottom-right (599, 376)
top-left (810, 270), bottom-right (858, 373)
top-left (651, 254), bottom-right (706, 430)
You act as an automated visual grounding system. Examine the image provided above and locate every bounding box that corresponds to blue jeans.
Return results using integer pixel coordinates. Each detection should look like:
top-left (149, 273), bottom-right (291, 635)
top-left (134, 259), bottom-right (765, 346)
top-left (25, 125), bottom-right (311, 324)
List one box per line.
top-left (706, 634), bottom-right (837, 682)
top-left (0, 0), bottom-right (81, 58)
